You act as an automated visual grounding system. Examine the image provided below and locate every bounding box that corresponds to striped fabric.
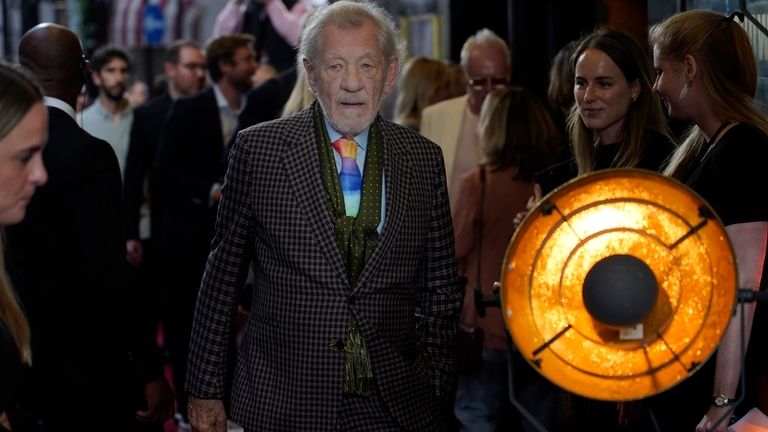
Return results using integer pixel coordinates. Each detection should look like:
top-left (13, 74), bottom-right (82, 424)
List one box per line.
top-left (332, 137), bottom-right (362, 217)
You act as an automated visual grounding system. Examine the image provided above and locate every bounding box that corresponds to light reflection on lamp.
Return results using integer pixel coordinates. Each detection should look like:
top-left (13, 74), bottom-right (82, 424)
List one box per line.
top-left (502, 169), bottom-right (736, 401)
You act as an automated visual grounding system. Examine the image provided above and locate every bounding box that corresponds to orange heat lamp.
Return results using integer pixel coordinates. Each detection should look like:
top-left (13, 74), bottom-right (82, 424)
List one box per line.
top-left (501, 168), bottom-right (737, 401)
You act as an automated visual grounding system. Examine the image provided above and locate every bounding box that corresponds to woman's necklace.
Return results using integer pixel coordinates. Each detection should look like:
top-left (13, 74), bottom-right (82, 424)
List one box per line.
top-left (699, 122), bottom-right (737, 163)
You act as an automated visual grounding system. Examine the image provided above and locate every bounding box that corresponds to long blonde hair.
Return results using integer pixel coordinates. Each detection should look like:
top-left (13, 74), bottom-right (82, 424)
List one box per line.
top-left (651, 10), bottom-right (768, 179)
top-left (282, 65), bottom-right (315, 117)
top-left (0, 63), bottom-right (41, 365)
top-left (567, 28), bottom-right (672, 174)
top-left (394, 57), bottom-right (450, 128)
top-left (0, 238), bottom-right (31, 364)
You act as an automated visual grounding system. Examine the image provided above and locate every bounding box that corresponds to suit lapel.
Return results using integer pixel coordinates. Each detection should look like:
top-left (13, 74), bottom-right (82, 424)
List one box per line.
top-left (353, 119), bottom-right (411, 294)
top-left (281, 106), bottom-right (350, 287)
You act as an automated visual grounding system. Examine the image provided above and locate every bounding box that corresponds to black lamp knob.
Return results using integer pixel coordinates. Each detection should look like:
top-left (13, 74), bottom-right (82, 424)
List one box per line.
top-left (582, 254), bottom-right (658, 327)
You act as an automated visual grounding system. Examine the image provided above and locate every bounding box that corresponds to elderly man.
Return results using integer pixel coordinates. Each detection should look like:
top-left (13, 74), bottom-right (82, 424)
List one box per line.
top-left (420, 28), bottom-right (511, 201)
top-left (185, 2), bottom-right (461, 431)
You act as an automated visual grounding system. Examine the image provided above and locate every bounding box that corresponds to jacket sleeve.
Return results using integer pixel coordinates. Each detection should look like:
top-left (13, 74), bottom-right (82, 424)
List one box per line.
top-left (418, 148), bottom-right (461, 399)
top-left (185, 132), bottom-right (255, 398)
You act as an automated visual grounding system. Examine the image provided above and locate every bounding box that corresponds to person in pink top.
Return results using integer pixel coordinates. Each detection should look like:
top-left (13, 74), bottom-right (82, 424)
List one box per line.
top-left (452, 86), bottom-right (561, 431)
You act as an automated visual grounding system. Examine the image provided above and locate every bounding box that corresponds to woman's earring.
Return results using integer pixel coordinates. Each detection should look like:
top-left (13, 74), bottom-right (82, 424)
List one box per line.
top-left (631, 95), bottom-right (638, 103)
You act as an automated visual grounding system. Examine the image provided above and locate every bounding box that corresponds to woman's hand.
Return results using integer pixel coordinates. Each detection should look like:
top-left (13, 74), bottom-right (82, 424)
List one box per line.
top-left (513, 183), bottom-right (543, 228)
top-left (695, 407), bottom-right (732, 432)
top-left (0, 410), bottom-right (11, 431)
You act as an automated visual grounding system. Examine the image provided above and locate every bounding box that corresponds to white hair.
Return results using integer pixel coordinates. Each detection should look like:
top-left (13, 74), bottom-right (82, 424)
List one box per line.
top-left (459, 28), bottom-right (511, 71)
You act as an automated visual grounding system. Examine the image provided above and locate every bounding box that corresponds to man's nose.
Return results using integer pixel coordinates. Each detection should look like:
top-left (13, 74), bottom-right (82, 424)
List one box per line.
top-left (342, 66), bottom-right (364, 91)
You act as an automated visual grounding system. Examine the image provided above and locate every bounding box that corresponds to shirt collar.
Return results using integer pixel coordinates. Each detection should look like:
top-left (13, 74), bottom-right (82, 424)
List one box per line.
top-left (44, 96), bottom-right (76, 120)
top-left (89, 98), bottom-right (132, 120)
top-left (213, 83), bottom-right (246, 115)
top-left (323, 116), bottom-right (370, 151)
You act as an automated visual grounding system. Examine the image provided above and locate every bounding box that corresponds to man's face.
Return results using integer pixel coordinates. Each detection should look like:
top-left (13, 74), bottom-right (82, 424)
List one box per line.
top-left (92, 57), bottom-right (130, 102)
top-left (464, 45), bottom-right (509, 115)
top-left (304, 21), bottom-right (397, 137)
top-left (167, 46), bottom-right (206, 97)
top-left (221, 45), bottom-right (258, 93)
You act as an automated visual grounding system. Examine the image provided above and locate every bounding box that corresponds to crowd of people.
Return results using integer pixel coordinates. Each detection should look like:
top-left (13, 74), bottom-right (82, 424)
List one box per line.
top-left (0, 2), bottom-right (766, 432)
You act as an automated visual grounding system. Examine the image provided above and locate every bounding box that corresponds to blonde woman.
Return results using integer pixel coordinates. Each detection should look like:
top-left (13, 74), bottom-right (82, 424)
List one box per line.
top-left (281, 64), bottom-right (315, 117)
top-left (650, 10), bottom-right (768, 431)
top-left (394, 56), bottom-right (451, 130)
top-left (0, 63), bottom-right (48, 432)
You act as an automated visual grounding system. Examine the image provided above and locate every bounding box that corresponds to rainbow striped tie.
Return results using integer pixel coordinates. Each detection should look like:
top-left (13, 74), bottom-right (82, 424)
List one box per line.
top-left (332, 137), bottom-right (362, 217)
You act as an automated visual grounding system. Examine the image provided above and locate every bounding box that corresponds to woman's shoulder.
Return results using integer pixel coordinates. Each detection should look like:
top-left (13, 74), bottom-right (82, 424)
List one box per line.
top-left (714, 122), bottom-right (768, 161)
top-left (723, 122), bottom-right (768, 144)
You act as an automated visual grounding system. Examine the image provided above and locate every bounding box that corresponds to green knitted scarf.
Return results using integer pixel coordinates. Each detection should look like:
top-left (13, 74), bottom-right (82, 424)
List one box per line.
top-left (314, 105), bottom-right (383, 395)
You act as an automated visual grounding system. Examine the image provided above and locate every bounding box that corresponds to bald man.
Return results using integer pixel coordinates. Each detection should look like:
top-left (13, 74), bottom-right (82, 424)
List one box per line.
top-left (4, 23), bottom-right (174, 432)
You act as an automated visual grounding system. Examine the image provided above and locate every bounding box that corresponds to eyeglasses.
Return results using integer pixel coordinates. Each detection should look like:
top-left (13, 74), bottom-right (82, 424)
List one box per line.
top-left (180, 62), bottom-right (206, 72)
top-left (467, 76), bottom-right (509, 90)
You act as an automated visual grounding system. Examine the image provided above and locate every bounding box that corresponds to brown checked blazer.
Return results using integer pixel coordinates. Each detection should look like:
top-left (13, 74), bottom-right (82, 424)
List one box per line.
top-left (186, 102), bottom-right (461, 431)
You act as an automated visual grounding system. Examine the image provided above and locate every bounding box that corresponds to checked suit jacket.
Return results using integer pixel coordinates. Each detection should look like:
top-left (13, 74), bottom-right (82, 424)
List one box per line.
top-left (186, 102), bottom-right (461, 431)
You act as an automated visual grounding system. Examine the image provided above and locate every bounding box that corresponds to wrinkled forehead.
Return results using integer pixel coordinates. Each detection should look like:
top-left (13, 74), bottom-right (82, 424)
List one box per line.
top-left (465, 46), bottom-right (509, 77)
top-left (319, 21), bottom-right (383, 56)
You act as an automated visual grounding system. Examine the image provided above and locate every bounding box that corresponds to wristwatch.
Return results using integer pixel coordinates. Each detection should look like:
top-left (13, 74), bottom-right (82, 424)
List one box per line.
top-left (712, 394), bottom-right (736, 407)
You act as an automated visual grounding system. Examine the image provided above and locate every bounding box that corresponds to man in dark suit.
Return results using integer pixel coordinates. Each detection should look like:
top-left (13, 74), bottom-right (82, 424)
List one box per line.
top-left (233, 65), bottom-right (297, 139)
top-left (5, 23), bottom-right (174, 431)
top-left (186, 2), bottom-right (461, 431)
top-left (122, 39), bottom-right (206, 348)
top-left (153, 33), bottom-right (257, 424)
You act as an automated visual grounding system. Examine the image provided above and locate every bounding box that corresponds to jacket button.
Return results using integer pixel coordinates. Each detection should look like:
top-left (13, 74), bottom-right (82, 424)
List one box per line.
top-left (328, 338), bottom-right (345, 351)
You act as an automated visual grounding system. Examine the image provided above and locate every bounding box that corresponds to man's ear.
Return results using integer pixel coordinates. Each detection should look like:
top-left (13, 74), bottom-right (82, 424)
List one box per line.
top-left (303, 58), bottom-right (317, 93)
top-left (218, 58), bottom-right (232, 76)
top-left (163, 61), bottom-right (175, 79)
top-left (91, 70), bottom-right (102, 87)
top-left (684, 54), bottom-right (697, 84)
top-left (382, 57), bottom-right (399, 96)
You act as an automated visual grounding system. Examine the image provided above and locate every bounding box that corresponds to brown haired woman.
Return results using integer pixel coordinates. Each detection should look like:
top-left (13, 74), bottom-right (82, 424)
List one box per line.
top-left (452, 86), bottom-right (560, 430)
top-left (0, 63), bottom-right (48, 432)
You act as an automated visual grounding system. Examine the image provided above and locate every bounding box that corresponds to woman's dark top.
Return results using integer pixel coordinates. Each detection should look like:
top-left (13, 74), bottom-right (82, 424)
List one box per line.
top-left (0, 321), bottom-right (21, 430)
top-left (651, 123), bottom-right (768, 430)
top-left (535, 131), bottom-right (675, 196)
top-left (686, 123), bottom-right (768, 225)
top-left (593, 131), bottom-right (676, 172)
